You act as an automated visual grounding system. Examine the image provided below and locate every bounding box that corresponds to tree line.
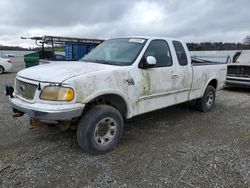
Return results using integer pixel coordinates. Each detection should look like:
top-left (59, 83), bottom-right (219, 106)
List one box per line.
top-left (0, 45), bottom-right (32, 51)
top-left (187, 36), bottom-right (250, 51)
top-left (187, 42), bottom-right (250, 51)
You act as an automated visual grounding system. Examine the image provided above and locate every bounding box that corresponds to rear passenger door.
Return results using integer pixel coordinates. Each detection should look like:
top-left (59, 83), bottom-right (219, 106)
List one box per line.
top-left (172, 40), bottom-right (192, 101)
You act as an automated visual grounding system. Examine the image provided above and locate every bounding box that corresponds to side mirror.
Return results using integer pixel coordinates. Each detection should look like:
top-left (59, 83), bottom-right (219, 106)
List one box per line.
top-left (146, 56), bottom-right (156, 66)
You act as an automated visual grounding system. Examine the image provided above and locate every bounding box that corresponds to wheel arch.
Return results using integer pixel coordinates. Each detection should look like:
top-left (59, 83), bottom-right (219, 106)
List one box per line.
top-left (202, 78), bottom-right (218, 95)
top-left (83, 90), bottom-right (132, 118)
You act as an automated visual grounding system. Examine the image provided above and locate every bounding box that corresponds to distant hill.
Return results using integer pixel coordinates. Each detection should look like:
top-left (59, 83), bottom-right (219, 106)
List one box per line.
top-left (0, 45), bottom-right (32, 51)
top-left (0, 45), bottom-right (64, 52)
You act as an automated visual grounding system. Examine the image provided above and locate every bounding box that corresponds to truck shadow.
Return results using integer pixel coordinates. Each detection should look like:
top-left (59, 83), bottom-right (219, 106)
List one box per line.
top-left (224, 87), bottom-right (250, 93)
top-left (32, 102), bottom-right (200, 151)
top-left (123, 102), bottom-right (198, 134)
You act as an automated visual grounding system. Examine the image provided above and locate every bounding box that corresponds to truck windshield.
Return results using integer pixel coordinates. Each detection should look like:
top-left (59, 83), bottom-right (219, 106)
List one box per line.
top-left (81, 38), bottom-right (147, 66)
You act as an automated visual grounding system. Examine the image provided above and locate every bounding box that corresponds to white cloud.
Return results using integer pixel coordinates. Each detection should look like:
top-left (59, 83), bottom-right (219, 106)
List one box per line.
top-left (128, 1), bottom-right (165, 25)
top-left (0, 0), bottom-right (249, 47)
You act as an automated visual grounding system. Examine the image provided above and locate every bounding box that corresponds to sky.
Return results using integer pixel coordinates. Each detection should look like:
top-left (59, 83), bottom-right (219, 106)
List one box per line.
top-left (0, 0), bottom-right (249, 48)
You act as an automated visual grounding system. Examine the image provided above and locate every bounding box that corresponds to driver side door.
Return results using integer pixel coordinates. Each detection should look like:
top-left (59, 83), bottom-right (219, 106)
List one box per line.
top-left (137, 39), bottom-right (179, 115)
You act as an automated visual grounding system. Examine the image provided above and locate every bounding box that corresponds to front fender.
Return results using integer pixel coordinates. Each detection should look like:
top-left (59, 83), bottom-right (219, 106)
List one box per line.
top-left (82, 89), bottom-right (133, 118)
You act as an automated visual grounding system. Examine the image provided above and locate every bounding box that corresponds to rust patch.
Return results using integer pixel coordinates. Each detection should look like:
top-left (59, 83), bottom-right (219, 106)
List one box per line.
top-left (56, 121), bottom-right (72, 132)
top-left (29, 118), bottom-right (47, 129)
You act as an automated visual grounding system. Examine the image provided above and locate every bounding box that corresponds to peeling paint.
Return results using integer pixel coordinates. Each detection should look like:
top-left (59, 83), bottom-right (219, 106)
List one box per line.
top-left (141, 70), bottom-right (150, 96)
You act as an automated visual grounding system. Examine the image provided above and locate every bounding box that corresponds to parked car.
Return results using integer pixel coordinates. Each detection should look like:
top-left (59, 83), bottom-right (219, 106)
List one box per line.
top-left (0, 57), bottom-right (12, 74)
top-left (5, 53), bottom-right (15, 57)
top-left (6, 37), bottom-right (227, 154)
top-left (226, 51), bottom-right (250, 88)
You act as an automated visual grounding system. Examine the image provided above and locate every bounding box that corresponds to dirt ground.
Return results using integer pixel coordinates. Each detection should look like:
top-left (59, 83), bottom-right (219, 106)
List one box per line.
top-left (0, 57), bottom-right (250, 187)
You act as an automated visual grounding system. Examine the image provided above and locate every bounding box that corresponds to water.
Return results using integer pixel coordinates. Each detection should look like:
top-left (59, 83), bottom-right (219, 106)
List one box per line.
top-left (190, 50), bottom-right (250, 63)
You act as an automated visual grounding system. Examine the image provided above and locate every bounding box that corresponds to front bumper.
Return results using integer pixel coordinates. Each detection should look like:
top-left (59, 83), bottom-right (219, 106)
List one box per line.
top-left (10, 97), bottom-right (85, 121)
top-left (225, 78), bottom-right (250, 88)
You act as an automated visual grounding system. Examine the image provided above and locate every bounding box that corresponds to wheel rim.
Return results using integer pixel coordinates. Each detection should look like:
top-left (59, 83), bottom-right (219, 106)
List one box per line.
top-left (206, 91), bottom-right (214, 108)
top-left (0, 67), bottom-right (3, 74)
top-left (94, 117), bottom-right (117, 146)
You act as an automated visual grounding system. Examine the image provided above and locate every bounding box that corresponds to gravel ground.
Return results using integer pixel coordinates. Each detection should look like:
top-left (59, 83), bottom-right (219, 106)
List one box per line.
top-left (0, 57), bottom-right (250, 187)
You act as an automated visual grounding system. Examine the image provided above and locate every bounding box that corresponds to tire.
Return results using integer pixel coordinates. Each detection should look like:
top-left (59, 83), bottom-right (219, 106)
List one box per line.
top-left (77, 105), bottom-right (124, 155)
top-left (195, 85), bottom-right (216, 112)
top-left (0, 66), bottom-right (4, 74)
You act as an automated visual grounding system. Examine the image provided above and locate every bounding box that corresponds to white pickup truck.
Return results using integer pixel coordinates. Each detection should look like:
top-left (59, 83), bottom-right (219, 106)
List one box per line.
top-left (7, 37), bottom-right (227, 154)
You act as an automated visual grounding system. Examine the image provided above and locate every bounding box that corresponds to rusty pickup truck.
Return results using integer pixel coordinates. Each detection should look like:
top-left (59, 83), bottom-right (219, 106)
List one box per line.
top-left (6, 37), bottom-right (227, 154)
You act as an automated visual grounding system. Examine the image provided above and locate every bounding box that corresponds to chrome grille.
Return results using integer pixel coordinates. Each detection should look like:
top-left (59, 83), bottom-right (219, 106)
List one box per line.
top-left (16, 79), bottom-right (37, 100)
top-left (227, 65), bottom-right (250, 78)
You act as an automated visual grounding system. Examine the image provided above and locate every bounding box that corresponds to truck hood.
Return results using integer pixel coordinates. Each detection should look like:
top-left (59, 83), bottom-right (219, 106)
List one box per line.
top-left (17, 61), bottom-right (117, 83)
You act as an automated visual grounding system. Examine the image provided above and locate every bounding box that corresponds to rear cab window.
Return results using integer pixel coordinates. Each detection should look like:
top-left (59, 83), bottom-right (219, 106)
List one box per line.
top-left (173, 40), bottom-right (188, 66)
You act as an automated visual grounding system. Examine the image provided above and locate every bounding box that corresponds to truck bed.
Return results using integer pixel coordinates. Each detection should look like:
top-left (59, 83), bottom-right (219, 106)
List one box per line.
top-left (189, 57), bottom-right (227, 100)
top-left (191, 57), bottom-right (227, 66)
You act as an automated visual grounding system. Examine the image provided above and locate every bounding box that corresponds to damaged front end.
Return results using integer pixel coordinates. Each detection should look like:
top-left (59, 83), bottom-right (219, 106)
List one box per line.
top-left (29, 118), bottom-right (77, 131)
top-left (6, 85), bottom-right (24, 118)
top-left (5, 85), bottom-right (14, 98)
top-left (6, 77), bottom-right (85, 131)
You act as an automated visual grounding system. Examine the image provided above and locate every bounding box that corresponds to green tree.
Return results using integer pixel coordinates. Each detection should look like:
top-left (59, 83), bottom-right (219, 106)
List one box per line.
top-left (243, 36), bottom-right (250, 44)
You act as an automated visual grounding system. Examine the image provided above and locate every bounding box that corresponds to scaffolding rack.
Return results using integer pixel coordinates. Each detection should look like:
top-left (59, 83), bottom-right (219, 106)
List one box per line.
top-left (21, 35), bottom-right (104, 59)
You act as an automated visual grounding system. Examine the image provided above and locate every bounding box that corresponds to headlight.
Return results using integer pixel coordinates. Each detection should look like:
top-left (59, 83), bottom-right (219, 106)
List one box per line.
top-left (40, 86), bottom-right (74, 101)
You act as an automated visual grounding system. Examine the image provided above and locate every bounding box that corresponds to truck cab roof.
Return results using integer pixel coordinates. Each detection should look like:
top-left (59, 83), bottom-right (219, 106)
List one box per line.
top-left (110, 36), bottom-right (183, 42)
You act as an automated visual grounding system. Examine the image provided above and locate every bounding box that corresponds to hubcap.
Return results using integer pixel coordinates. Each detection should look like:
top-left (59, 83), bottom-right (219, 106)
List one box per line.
top-left (94, 117), bottom-right (117, 146)
top-left (206, 91), bottom-right (214, 108)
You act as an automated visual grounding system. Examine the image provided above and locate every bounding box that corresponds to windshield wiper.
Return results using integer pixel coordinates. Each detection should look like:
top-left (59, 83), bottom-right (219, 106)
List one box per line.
top-left (95, 60), bottom-right (113, 65)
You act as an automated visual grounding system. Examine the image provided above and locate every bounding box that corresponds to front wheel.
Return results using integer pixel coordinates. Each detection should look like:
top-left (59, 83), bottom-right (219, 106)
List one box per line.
top-left (195, 85), bottom-right (216, 112)
top-left (77, 105), bottom-right (124, 155)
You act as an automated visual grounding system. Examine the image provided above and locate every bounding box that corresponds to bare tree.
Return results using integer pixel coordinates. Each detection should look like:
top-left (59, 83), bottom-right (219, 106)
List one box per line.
top-left (243, 36), bottom-right (250, 44)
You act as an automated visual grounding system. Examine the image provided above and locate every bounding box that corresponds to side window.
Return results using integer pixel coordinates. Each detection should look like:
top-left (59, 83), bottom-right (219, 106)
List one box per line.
top-left (173, 40), bottom-right (188, 66)
top-left (144, 40), bottom-right (172, 67)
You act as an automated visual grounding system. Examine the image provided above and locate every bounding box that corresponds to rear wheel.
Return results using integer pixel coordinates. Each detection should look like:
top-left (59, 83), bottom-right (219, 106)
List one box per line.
top-left (0, 66), bottom-right (4, 74)
top-left (77, 105), bottom-right (124, 155)
top-left (195, 85), bottom-right (216, 112)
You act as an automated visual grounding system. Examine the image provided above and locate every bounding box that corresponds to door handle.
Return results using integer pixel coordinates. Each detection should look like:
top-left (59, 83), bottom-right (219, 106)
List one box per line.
top-left (171, 74), bottom-right (179, 79)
